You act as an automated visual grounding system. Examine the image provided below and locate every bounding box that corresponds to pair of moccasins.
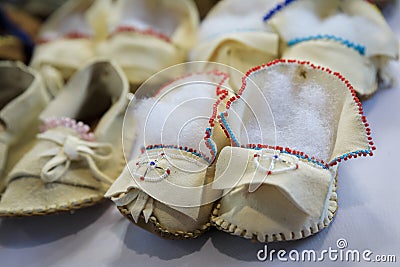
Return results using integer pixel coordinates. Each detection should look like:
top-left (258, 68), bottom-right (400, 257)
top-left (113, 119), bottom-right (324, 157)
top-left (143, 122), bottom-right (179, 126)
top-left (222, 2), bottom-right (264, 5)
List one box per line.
top-left (31, 0), bottom-right (199, 88)
top-left (192, 0), bottom-right (399, 98)
top-left (103, 0), bottom-right (396, 242)
top-left (0, 59), bottom-right (129, 216)
top-left (105, 59), bottom-right (375, 242)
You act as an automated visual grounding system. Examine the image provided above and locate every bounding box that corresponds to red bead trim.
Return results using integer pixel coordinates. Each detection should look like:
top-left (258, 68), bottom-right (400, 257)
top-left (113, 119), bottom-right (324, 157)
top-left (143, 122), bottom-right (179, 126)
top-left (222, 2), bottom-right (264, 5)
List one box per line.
top-left (111, 25), bottom-right (172, 43)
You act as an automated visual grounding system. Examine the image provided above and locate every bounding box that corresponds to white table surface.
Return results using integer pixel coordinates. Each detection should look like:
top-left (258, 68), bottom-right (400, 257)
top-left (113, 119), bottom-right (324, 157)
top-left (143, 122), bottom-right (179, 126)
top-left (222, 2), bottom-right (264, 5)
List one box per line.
top-left (1, 3), bottom-right (400, 267)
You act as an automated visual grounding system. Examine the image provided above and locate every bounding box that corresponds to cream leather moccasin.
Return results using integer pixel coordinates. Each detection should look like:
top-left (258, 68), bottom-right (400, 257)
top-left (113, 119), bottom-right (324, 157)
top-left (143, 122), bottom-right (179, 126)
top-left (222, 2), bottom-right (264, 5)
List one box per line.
top-left (0, 59), bottom-right (129, 216)
top-left (191, 0), bottom-right (280, 90)
top-left (30, 0), bottom-right (112, 95)
top-left (211, 60), bottom-right (375, 242)
top-left (0, 61), bottom-right (50, 192)
top-left (97, 0), bottom-right (199, 87)
top-left (106, 70), bottom-right (231, 239)
top-left (265, 0), bottom-right (399, 98)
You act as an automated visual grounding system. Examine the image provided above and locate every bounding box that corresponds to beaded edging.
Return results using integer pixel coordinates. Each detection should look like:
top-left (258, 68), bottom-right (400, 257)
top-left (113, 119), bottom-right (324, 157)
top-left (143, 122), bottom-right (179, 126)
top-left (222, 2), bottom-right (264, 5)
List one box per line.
top-left (39, 116), bottom-right (95, 141)
top-left (111, 25), bottom-right (172, 43)
top-left (263, 0), bottom-right (297, 22)
top-left (219, 59), bottom-right (375, 169)
top-left (287, 35), bottom-right (366, 55)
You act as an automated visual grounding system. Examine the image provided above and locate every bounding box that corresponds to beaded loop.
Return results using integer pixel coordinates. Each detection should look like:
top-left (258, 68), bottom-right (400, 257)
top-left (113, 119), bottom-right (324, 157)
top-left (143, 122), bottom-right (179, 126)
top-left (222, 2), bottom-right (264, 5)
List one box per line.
top-left (132, 147), bottom-right (210, 182)
top-left (253, 149), bottom-right (299, 175)
top-left (133, 152), bottom-right (171, 182)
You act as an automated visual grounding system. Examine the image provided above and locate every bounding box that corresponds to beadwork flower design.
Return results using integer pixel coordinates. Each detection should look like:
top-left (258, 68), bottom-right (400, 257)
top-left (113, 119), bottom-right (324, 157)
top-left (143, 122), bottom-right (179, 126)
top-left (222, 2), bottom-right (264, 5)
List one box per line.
top-left (134, 153), bottom-right (171, 182)
top-left (253, 149), bottom-right (299, 175)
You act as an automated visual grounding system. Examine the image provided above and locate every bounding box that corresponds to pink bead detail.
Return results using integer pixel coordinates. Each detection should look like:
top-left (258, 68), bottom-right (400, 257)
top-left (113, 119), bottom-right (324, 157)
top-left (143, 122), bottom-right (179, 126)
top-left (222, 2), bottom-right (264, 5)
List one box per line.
top-left (40, 117), bottom-right (95, 141)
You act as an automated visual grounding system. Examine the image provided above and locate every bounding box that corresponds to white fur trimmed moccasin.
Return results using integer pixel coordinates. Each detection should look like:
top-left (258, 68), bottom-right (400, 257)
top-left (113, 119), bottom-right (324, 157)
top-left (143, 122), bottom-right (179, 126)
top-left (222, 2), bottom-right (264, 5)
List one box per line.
top-left (211, 60), bottom-right (375, 242)
top-left (0, 61), bottom-right (50, 192)
top-left (97, 0), bottom-right (199, 86)
top-left (0, 59), bottom-right (129, 216)
top-left (105, 69), bottom-right (232, 239)
top-left (264, 0), bottom-right (399, 98)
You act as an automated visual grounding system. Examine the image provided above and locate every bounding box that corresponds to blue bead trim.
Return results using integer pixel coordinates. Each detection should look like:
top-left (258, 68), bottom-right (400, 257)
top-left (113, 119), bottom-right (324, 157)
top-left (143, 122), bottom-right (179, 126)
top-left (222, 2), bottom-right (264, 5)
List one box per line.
top-left (287, 35), bottom-right (366, 55)
top-left (205, 127), bottom-right (218, 160)
top-left (329, 149), bottom-right (372, 165)
top-left (220, 112), bottom-right (240, 147)
top-left (263, 0), bottom-right (297, 22)
top-left (206, 139), bottom-right (217, 158)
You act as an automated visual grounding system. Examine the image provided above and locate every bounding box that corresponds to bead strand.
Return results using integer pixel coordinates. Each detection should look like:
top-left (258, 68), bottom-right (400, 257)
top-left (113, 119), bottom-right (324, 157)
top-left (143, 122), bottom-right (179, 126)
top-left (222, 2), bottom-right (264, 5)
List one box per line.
top-left (287, 35), bottom-right (366, 55)
top-left (39, 116), bottom-right (95, 141)
top-left (253, 150), bottom-right (299, 175)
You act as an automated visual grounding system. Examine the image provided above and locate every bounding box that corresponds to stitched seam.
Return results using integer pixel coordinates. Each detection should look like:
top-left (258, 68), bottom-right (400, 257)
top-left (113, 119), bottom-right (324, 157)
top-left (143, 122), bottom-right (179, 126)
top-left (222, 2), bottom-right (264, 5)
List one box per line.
top-left (211, 174), bottom-right (338, 242)
top-left (118, 206), bottom-right (211, 238)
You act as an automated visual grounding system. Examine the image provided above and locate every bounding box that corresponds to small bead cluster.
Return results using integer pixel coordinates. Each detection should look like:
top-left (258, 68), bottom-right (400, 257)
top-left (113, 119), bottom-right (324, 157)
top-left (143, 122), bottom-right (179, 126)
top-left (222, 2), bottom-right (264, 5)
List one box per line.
top-left (253, 151), bottom-right (299, 175)
top-left (133, 147), bottom-right (211, 182)
top-left (263, 0), bottom-right (297, 22)
top-left (287, 35), bottom-right (366, 55)
top-left (39, 117), bottom-right (95, 141)
top-left (37, 31), bottom-right (91, 44)
top-left (112, 25), bottom-right (172, 43)
top-left (221, 59), bottom-right (375, 169)
top-left (134, 152), bottom-right (171, 182)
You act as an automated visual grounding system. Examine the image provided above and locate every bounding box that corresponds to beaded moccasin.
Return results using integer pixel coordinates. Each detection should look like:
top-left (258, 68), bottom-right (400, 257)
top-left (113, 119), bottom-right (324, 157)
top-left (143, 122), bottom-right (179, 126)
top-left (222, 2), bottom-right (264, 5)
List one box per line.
top-left (264, 0), bottom-right (399, 98)
top-left (97, 0), bottom-right (199, 87)
top-left (105, 69), bottom-right (232, 239)
top-left (0, 59), bottom-right (129, 216)
top-left (211, 60), bottom-right (375, 242)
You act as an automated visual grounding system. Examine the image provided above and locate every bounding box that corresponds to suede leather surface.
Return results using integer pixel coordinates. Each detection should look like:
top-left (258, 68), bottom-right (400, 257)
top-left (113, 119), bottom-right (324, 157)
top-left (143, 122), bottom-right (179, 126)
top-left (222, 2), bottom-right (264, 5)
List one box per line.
top-left (0, 61), bottom-right (49, 192)
top-left (212, 62), bottom-right (371, 242)
top-left (0, 59), bottom-right (129, 216)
